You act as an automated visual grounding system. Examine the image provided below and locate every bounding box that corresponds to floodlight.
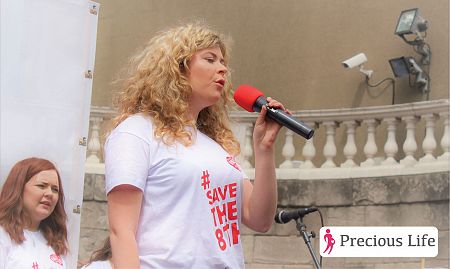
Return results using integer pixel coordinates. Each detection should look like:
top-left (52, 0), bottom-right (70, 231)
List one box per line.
top-left (389, 56), bottom-right (429, 93)
top-left (389, 57), bottom-right (410, 78)
top-left (395, 8), bottom-right (428, 36)
top-left (392, 8), bottom-right (431, 95)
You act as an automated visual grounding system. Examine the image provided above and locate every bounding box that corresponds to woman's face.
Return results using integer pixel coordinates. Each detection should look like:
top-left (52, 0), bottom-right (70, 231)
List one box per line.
top-left (22, 169), bottom-right (60, 230)
top-left (186, 46), bottom-right (228, 117)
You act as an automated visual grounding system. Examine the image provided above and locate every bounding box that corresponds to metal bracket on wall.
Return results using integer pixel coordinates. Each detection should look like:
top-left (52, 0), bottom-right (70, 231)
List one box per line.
top-left (89, 5), bottom-right (98, 15)
top-left (73, 205), bottom-right (81, 214)
top-left (85, 70), bottom-right (93, 79)
top-left (79, 137), bottom-right (87, 146)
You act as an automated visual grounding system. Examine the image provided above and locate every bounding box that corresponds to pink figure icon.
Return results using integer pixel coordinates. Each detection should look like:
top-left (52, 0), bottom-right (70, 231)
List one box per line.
top-left (323, 228), bottom-right (335, 254)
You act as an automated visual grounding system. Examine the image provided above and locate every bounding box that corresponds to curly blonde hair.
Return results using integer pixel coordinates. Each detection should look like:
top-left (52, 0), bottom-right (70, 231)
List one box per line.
top-left (111, 22), bottom-right (240, 155)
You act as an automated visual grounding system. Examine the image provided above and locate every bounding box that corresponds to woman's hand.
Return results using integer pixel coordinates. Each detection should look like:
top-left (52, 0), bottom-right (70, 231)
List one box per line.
top-left (252, 97), bottom-right (288, 151)
top-left (243, 97), bottom-right (289, 232)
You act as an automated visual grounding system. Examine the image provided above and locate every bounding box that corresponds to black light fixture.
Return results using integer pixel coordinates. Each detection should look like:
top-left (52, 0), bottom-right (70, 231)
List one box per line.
top-left (389, 56), bottom-right (429, 93)
top-left (389, 57), bottom-right (410, 78)
top-left (390, 8), bottom-right (431, 95)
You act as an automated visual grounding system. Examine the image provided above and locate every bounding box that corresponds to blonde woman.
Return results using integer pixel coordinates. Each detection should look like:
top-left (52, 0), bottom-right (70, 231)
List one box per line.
top-left (105, 22), bottom-right (285, 268)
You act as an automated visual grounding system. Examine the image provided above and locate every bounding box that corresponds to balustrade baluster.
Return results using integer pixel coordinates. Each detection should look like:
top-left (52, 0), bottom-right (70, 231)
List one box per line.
top-left (280, 129), bottom-right (295, 168)
top-left (300, 122), bottom-right (316, 169)
top-left (360, 119), bottom-right (379, 167)
top-left (321, 121), bottom-right (338, 168)
top-left (438, 111), bottom-right (449, 161)
top-left (419, 113), bottom-right (438, 163)
top-left (341, 120), bottom-right (359, 168)
top-left (400, 116), bottom-right (419, 167)
top-left (381, 117), bottom-right (400, 166)
top-left (86, 116), bottom-right (103, 163)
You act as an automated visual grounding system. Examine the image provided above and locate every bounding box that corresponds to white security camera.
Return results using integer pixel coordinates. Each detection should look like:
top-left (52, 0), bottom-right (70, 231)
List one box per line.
top-left (342, 53), bottom-right (368, 68)
top-left (342, 53), bottom-right (373, 78)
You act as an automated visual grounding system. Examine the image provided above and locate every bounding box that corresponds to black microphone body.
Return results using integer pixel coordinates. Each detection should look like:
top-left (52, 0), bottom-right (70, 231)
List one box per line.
top-left (275, 207), bottom-right (318, 224)
top-left (253, 96), bottom-right (314, 140)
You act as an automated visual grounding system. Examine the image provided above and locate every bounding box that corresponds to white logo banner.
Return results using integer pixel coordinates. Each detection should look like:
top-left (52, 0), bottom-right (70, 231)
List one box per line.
top-left (319, 226), bottom-right (438, 257)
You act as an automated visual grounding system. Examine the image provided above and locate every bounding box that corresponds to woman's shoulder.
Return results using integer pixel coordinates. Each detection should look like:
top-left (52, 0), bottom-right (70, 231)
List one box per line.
top-left (0, 226), bottom-right (13, 247)
top-left (110, 113), bottom-right (154, 139)
top-left (118, 113), bottom-right (153, 129)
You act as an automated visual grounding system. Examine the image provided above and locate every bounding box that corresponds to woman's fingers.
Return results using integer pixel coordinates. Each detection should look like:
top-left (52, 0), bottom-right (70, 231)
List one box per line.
top-left (266, 97), bottom-right (286, 111)
top-left (255, 104), bottom-right (267, 125)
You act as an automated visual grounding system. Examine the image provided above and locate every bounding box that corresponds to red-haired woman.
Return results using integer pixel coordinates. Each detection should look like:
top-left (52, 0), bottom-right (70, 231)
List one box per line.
top-left (0, 157), bottom-right (68, 268)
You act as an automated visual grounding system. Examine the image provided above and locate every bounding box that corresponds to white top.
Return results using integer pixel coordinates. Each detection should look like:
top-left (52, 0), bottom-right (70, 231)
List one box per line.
top-left (105, 114), bottom-right (245, 269)
top-left (0, 226), bottom-right (67, 269)
top-left (80, 260), bottom-right (112, 269)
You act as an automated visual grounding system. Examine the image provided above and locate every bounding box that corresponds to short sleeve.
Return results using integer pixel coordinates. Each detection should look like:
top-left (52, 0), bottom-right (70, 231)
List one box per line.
top-left (0, 244), bottom-right (6, 269)
top-left (0, 228), bottom-right (12, 269)
top-left (104, 131), bottom-right (151, 194)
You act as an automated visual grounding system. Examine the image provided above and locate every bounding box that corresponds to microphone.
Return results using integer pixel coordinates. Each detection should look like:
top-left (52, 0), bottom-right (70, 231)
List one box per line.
top-left (233, 85), bottom-right (314, 140)
top-left (274, 207), bottom-right (318, 224)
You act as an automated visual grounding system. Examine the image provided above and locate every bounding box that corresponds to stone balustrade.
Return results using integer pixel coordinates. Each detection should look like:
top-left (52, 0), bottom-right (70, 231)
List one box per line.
top-left (85, 99), bottom-right (449, 177)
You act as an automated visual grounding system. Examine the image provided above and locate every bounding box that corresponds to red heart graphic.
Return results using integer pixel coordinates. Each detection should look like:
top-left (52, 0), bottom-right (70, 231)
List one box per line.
top-left (226, 156), bottom-right (241, 172)
top-left (50, 253), bottom-right (63, 266)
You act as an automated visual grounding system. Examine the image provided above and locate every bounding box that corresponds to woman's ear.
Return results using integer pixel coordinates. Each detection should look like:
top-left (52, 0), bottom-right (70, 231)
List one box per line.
top-left (179, 58), bottom-right (189, 73)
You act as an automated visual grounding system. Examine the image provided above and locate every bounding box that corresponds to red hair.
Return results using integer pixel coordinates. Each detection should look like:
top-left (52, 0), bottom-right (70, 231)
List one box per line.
top-left (0, 157), bottom-right (68, 255)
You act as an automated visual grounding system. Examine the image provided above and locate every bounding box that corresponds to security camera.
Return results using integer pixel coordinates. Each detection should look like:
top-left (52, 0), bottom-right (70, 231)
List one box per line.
top-left (342, 53), bottom-right (368, 68)
top-left (342, 53), bottom-right (373, 78)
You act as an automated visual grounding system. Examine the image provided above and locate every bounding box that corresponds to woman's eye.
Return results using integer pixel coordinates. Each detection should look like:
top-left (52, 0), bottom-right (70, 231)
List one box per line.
top-left (52, 188), bottom-right (59, 193)
top-left (205, 58), bottom-right (215, 63)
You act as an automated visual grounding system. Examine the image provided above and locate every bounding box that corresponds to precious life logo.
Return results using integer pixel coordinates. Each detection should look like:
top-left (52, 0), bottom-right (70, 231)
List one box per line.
top-left (319, 226), bottom-right (438, 257)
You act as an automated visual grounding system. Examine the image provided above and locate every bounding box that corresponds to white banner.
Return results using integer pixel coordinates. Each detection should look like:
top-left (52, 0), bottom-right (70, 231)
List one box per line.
top-left (1, 0), bottom-right (99, 267)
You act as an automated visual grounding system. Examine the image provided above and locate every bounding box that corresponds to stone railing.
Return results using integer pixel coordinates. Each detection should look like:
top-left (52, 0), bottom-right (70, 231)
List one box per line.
top-left (85, 99), bottom-right (449, 178)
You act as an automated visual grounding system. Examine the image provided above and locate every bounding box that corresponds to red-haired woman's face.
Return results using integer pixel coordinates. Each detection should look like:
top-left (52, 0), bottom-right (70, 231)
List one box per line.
top-left (22, 169), bottom-right (59, 230)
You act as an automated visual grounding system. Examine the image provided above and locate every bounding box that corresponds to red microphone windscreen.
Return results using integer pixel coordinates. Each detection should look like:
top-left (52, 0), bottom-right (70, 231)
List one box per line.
top-left (233, 85), bottom-right (264, 112)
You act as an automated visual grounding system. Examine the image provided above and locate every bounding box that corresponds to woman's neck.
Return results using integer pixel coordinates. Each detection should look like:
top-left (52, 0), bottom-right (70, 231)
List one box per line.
top-left (24, 218), bottom-right (40, 232)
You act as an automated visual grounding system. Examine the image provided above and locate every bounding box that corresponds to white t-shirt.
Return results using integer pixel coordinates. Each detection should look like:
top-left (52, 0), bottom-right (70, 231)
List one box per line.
top-left (105, 114), bottom-right (245, 269)
top-left (0, 226), bottom-right (66, 269)
top-left (80, 260), bottom-right (112, 269)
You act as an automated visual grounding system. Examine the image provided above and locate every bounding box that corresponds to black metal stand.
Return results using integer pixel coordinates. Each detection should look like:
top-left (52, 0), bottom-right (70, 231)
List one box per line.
top-left (296, 217), bottom-right (321, 269)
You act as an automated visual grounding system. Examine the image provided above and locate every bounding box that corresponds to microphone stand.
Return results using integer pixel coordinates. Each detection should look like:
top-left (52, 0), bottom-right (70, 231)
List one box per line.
top-left (296, 217), bottom-right (321, 269)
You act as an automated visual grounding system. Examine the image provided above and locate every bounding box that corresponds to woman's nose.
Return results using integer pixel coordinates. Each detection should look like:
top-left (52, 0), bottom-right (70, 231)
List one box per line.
top-left (218, 63), bottom-right (228, 75)
top-left (43, 187), bottom-right (53, 197)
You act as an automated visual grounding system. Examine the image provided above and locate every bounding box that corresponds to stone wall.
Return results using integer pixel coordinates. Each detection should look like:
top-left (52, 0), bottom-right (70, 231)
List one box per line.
top-left (79, 174), bottom-right (109, 264)
top-left (79, 172), bottom-right (449, 268)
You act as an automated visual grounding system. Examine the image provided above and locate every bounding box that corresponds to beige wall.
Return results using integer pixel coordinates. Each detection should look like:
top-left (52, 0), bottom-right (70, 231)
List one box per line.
top-left (92, 0), bottom-right (449, 110)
